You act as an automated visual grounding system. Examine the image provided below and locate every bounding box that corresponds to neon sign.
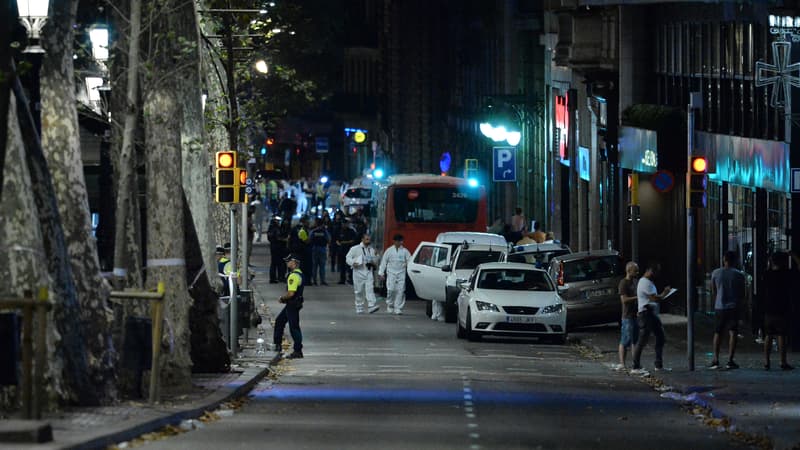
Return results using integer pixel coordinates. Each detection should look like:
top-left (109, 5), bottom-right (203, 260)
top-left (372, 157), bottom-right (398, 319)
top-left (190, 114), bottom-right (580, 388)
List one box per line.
top-left (555, 94), bottom-right (569, 162)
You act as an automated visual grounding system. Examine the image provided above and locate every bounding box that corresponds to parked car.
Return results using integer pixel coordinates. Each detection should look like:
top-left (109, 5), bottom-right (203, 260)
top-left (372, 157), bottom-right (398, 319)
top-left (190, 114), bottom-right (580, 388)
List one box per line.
top-left (435, 231), bottom-right (507, 251)
top-left (547, 250), bottom-right (625, 329)
top-left (456, 262), bottom-right (567, 343)
top-left (407, 239), bottom-right (507, 322)
top-left (505, 242), bottom-right (572, 269)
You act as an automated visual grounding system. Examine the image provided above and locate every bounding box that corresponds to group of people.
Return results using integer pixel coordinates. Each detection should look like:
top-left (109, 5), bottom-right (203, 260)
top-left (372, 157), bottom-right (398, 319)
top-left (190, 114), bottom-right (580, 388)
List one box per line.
top-left (489, 208), bottom-right (559, 245)
top-left (615, 250), bottom-right (795, 373)
top-left (269, 232), bottom-right (413, 359)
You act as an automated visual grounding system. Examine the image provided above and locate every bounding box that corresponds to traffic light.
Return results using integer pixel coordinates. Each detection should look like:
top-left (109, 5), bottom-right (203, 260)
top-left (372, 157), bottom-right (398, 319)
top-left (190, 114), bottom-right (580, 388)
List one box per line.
top-left (465, 158), bottom-right (479, 186)
top-left (215, 151), bottom-right (245, 203)
top-left (687, 156), bottom-right (708, 209)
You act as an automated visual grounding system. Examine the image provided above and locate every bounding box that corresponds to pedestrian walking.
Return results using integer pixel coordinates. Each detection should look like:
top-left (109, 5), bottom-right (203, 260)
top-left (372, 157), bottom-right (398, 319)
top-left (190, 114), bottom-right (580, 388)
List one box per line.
top-left (273, 254), bottom-right (305, 359)
top-left (614, 261), bottom-right (639, 370)
top-left (252, 199), bottom-right (267, 242)
top-left (631, 263), bottom-right (672, 374)
top-left (762, 252), bottom-right (794, 370)
top-left (708, 251), bottom-right (746, 370)
top-left (345, 233), bottom-right (380, 314)
top-left (378, 234), bottom-right (412, 315)
top-left (309, 219), bottom-right (330, 285)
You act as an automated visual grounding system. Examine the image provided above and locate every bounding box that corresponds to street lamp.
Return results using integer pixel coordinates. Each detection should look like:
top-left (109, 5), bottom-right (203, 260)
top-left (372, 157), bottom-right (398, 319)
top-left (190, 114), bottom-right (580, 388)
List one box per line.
top-left (16, 0), bottom-right (49, 53)
top-left (89, 26), bottom-right (109, 62)
top-left (254, 58), bottom-right (269, 74)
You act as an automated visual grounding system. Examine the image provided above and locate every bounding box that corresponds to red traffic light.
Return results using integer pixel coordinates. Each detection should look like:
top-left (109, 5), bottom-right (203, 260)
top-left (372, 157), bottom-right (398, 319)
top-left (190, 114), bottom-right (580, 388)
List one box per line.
top-left (216, 151), bottom-right (236, 169)
top-left (691, 156), bottom-right (707, 173)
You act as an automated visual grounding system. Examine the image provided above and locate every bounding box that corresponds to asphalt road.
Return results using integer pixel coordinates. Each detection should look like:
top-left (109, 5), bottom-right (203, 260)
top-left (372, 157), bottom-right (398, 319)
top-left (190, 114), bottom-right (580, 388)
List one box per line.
top-left (143, 268), bottom-right (744, 450)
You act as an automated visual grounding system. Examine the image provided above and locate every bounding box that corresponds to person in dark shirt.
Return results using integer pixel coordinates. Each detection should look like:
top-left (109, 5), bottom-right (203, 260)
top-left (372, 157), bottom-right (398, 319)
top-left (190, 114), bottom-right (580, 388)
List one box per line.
top-left (763, 252), bottom-right (794, 370)
top-left (336, 219), bottom-right (358, 284)
top-left (615, 261), bottom-right (639, 370)
top-left (309, 219), bottom-right (331, 285)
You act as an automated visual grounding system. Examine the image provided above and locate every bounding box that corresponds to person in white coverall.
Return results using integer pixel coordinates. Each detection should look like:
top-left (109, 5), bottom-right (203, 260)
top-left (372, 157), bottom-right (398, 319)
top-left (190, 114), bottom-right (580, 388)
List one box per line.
top-left (378, 234), bottom-right (412, 315)
top-left (345, 233), bottom-right (380, 314)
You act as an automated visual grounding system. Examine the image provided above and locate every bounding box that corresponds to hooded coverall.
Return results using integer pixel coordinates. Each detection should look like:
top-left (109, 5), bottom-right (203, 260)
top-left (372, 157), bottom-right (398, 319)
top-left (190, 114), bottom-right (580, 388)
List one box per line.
top-left (378, 245), bottom-right (411, 314)
top-left (345, 243), bottom-right (378, 313)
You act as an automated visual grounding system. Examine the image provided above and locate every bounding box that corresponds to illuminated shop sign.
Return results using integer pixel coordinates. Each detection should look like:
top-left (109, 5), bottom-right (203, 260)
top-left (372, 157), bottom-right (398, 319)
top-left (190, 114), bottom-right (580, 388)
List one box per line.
top-left (618, 126), bottom-right (658, 174)
top-left (696, 132), bottom-right (790, 192)
top-left (555, 94), bottom-right (569, 163)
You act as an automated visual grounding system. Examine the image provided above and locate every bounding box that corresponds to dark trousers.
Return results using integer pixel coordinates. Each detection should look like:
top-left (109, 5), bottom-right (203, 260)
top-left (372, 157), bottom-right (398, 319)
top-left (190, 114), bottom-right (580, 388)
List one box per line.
top-left (269, 244), bottom-right (286, 282)
top-left (273, 304), bottom-right (302, 353)
top-left (330, 243), bottom-right (340, 272)
top-left (312, 246), bottom-right (327, 284)
top-left (632, 309), bottom-right (665, 369)
top-left (338, 251), bottom-right (352, 283)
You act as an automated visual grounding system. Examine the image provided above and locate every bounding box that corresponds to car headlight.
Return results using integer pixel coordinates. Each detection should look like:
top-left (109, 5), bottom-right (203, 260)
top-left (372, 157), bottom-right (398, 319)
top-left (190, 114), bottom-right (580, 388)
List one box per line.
top-left (539, 304), bottom-right (563, 314)
top-left (475, 300), bottom-right (500, 312)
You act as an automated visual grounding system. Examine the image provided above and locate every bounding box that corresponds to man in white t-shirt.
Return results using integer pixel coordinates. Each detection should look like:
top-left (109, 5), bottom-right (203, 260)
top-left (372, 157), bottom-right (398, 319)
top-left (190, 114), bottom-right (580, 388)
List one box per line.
top-left (631, 263), bottom-right (672, 373)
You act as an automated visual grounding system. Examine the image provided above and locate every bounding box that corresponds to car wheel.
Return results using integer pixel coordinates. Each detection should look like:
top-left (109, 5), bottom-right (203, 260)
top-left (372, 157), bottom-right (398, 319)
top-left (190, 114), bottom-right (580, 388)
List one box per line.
top-left (466, 308), bottom-right (481, 342)
top-left (457, 319), bottom-right (466, 339)
top-left (425, 300), bottom-right (432, 318)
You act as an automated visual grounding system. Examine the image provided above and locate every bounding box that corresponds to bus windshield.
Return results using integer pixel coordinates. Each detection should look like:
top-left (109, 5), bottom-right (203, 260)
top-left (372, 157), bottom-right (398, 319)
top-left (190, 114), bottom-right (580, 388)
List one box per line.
top-left (394, 187), bottom-right (478, 223)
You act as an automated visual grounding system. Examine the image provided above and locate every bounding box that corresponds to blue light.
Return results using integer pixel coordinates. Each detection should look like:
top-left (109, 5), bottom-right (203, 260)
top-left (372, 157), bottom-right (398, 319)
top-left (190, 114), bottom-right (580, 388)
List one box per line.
top-left (467, 178), bottom-right (479, 187)
top-left (260, 146), bottom-right (267, 155)
top-left (373, 168), bottom-right (384, 179)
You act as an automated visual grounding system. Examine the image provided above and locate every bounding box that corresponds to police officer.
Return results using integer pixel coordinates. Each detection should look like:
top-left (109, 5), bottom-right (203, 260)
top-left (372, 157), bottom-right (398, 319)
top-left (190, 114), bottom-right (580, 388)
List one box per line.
top-left (309, 219), bottom-right (330, 285)
top-left (273, 254), bottom-right (305, 359)
top-left (267, 217), bottom-right (285, 283)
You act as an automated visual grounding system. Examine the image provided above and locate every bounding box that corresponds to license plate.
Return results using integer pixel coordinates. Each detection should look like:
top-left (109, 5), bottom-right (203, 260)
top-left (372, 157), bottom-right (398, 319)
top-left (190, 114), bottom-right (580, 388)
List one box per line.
top-left (506, 316), bottom-right (537, 323)
top-left (585, 288), bottom-right (613, 299)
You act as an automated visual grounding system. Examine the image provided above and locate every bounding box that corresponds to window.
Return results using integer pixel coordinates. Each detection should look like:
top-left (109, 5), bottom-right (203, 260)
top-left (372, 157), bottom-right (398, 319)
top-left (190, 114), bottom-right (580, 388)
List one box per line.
top-left (394, 187), bottom-right (479, 223)
top-left (562, 256), bottom-right (624, 283)
top-left (414, 245), bottom-right (449, 268)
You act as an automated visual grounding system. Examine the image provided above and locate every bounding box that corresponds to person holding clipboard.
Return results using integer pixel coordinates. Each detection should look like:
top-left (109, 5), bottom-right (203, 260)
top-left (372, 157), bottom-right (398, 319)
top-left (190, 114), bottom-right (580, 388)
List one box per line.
top-left (631, 263), bottom-right (674, 374)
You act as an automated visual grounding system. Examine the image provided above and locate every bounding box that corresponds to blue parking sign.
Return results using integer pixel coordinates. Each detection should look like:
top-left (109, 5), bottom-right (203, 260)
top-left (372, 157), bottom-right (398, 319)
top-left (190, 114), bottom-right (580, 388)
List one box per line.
top-left (493, 147), bottom-right (516, 182)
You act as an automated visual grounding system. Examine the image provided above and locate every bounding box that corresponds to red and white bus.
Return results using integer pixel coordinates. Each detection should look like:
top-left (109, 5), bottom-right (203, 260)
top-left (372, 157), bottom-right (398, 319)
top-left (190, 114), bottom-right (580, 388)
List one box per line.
top-left (370, 174), bottom-right (488, 253)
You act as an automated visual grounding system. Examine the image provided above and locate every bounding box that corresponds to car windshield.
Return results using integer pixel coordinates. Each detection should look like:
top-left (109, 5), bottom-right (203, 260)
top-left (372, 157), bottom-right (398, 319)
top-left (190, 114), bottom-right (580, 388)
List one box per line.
top-left (477, 269), bottom-right (553, 291)
top-left (455, 250), bottom-right (504, 270)
top-left (561, 256), bottom-right (624, 283)
top-left (345, 188), bottom-right (372, 199)
top-left (508, 249), bottom-right (571, 268)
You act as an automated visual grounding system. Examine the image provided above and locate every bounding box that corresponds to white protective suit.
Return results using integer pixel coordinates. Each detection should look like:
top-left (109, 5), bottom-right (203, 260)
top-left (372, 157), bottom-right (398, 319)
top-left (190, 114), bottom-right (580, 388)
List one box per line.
top-left (345, 242), bottom-right (378, 313)
top-left (378, 244), bottom-right (411, 314)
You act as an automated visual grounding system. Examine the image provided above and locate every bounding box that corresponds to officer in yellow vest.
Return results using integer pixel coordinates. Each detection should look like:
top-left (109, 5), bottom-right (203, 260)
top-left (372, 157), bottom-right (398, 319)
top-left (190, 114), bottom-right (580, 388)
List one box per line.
top-left (274, 254), bottom-right (304, 359)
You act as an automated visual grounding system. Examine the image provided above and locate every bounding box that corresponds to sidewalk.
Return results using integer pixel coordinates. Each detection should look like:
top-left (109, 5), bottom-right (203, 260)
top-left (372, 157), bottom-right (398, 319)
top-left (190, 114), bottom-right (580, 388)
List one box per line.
top-left (572, 313), bottom-right (800, 450)
top-left (0, 241), bottom-right (283, 450)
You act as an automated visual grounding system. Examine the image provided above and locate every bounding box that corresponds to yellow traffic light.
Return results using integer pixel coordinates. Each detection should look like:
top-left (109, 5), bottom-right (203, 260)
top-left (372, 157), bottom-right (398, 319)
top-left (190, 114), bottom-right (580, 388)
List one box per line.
top-left (215, 151), bottom-right (242, 203)
top-left (687, 156), bottom-right (708, 209)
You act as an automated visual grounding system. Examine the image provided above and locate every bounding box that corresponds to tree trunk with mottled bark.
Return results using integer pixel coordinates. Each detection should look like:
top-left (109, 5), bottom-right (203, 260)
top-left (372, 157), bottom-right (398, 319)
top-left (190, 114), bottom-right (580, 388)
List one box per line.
top-left (1, 91), bottom-right (66, 410)
top-left (173, 0), bottom-right (229, 372)
top-left (39, 0), bottom-right (116, 404)
top-left (142, 0), bottom-right (192, 388)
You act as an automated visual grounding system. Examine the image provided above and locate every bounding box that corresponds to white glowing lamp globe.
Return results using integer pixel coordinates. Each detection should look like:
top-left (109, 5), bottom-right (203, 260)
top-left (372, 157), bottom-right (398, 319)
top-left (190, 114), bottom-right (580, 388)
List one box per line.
top-left (479, 122), bottom-right (493, 138)
top-left (490, 126), bottom-right (507, 142)
top-left (505, 131), bottom-right (521, 146)
top-left (17, 0), bottom-right (49, 18)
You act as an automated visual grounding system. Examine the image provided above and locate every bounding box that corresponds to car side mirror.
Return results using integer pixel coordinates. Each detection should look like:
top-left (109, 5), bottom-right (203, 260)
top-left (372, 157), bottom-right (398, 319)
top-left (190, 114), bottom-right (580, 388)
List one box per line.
top-left (441, 264), bottom-right (451, 272)
top-left (557, 285), bottom-right (569, 294)
top-left (459, 281), bottom-right (470, 290)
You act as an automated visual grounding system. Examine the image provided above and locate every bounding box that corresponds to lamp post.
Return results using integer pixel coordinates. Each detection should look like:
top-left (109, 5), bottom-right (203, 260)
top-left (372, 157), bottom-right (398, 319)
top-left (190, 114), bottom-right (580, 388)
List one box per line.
top-left (16, 0), bottom-right (49, 134)
top-left (16, 0), bottom-right (49, 54)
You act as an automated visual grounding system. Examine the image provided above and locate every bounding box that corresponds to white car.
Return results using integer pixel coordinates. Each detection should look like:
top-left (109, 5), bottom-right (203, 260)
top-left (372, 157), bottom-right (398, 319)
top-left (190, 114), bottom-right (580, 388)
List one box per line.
top-left (456, 262), bottom-right (567, 344)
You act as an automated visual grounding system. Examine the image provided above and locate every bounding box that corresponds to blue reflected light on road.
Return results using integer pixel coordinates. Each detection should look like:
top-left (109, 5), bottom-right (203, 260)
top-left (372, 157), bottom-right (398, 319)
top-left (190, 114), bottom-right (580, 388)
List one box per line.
top-left (252, 386), bottom-right (657, 407)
